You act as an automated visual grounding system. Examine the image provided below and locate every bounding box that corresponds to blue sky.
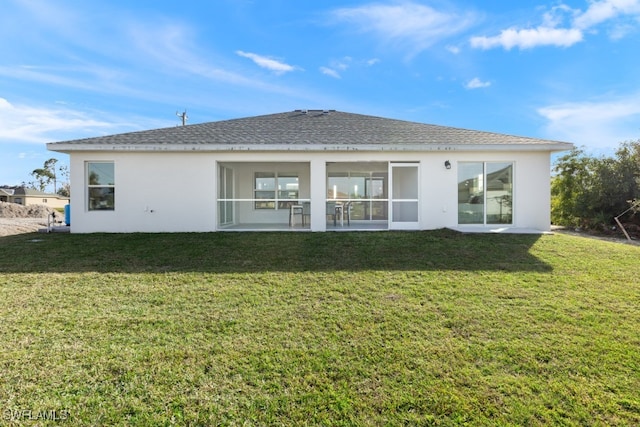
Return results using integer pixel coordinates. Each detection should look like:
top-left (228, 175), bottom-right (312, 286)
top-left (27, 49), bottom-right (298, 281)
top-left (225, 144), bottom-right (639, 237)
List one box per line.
top-left (2, 0), bottom-right (640, 187)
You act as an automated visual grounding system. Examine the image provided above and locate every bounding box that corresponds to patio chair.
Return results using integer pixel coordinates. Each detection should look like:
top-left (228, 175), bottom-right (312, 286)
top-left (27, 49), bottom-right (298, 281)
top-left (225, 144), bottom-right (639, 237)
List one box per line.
top-left (326, 201), bottom-right (351, 226)
top-left (302, 202), bottom-right (311, 226)
top-left (289, 204), bottom-right (304, 226)
top-left (327, 202), bottom-right (337, 226)
top-left (343, 201), bottom-right (352, 226)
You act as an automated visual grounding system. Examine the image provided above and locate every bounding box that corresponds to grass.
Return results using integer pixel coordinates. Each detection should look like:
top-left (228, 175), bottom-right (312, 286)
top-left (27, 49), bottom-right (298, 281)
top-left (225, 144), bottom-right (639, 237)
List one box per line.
top-left (0, 230), bottom-right (639, 426)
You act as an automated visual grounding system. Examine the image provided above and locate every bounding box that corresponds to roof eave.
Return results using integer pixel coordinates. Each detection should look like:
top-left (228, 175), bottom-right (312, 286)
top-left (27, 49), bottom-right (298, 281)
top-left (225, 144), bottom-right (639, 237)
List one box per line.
top-left (47, 142), bottom-right (574, 153)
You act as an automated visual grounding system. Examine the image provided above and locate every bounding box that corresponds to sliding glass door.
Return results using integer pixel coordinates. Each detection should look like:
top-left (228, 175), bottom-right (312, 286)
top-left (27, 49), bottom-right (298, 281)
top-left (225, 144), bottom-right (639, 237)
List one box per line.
top-left (458, 162), bottom-right (513, 225)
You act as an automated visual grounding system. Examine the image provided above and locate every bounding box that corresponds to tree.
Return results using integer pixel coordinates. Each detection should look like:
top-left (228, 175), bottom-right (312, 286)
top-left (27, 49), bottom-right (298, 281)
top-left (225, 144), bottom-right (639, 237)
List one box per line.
top-left (30, 158), bottom-right (58, 193)
top-left (551, 140), bottom-right (640, 230)
top-left (57, 164), bottom-right (71, 197)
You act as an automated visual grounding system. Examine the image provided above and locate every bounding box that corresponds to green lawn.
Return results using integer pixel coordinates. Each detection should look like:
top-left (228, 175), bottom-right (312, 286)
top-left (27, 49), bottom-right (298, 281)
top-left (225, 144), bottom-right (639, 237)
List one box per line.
top-left (1, 230), bottom-right (639, 426)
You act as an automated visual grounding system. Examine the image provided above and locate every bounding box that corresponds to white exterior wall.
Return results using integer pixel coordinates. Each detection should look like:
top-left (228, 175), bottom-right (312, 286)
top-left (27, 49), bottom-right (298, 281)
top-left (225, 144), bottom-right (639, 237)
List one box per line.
top-left (422, 150), bottom-right (552, 231)
top-left (68, 150), bottom-right (553, 233)
top-left (513, 152), bottom-right (552, 231)
top-left (309, 159), bottom-right (327, 232)
top-left (70, 152), bottom-right (217, 233)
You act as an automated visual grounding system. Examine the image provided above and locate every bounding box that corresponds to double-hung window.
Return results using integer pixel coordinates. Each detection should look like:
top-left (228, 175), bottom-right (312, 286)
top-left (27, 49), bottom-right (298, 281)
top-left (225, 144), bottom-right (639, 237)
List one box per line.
top-left (254, 172), bottom-right (298, 209)
top-left (87, 162), bottom-right (115, 211)
top-left (458, 162), bottom-right (513, 224)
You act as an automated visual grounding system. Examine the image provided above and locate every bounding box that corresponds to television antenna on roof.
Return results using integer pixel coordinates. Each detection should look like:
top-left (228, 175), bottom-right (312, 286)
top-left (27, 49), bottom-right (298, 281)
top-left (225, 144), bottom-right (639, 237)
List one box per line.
top-left (176, 110), bottom-right (188, 126)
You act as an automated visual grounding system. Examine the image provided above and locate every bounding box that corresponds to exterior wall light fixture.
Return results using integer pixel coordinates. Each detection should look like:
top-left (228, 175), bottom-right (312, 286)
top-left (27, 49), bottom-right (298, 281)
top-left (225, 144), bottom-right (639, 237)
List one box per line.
top-left (444, 160), bottom-right (452, 169)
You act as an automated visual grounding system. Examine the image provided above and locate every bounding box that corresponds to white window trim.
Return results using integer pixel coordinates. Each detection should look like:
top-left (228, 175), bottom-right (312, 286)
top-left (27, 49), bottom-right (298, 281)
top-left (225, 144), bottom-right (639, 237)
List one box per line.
top-left (457, 161), bottom-right (514, 226)
top-left (86, 161), bottom-right (115, 212)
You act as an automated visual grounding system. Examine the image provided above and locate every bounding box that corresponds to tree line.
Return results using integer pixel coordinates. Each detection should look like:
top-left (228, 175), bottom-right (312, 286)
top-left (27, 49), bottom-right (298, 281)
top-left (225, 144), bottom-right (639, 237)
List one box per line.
top-left (552, 139), bottom-right (640, 231)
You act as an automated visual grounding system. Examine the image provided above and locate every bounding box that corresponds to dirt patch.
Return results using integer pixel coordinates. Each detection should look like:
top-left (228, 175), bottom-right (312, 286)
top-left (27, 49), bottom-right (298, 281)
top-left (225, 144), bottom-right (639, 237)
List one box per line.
top-left (552, 225), bottom-right (640, 246)
top-left (0, 202), bottom-right (57, 219)
top-left (0, 218), bottom-right (50, 237)
top-left (0, 202), bottom-right (60, 237)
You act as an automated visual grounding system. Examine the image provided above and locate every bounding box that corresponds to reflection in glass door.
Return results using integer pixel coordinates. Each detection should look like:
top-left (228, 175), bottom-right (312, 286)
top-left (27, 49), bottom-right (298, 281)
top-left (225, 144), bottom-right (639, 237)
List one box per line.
top-left (365, 174), bottom-right (387, 220)
top-left (390, 163), bottom-right (419, 229)
top-left (326, 165), bottom-right (388, 223)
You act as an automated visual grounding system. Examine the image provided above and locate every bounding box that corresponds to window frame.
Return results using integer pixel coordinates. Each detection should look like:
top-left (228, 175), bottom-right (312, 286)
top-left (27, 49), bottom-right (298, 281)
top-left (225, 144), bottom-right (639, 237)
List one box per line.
top-left (87, 161), bottom-right (115, 211)
top-left (253, 171), bottom-right (299, 210)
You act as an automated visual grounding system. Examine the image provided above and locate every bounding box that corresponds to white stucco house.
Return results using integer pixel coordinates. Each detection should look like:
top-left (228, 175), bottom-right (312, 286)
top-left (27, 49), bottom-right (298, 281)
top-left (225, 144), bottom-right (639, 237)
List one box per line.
top-left (47, 110), bottom-right (573, 233)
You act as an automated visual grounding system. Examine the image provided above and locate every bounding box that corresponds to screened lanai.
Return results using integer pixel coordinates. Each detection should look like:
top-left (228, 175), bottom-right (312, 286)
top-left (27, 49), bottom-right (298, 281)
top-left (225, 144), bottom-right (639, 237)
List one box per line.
top-left (217, 162), bottom-right (311, 230)
top-left (216, 161), bottom-right (397, 231)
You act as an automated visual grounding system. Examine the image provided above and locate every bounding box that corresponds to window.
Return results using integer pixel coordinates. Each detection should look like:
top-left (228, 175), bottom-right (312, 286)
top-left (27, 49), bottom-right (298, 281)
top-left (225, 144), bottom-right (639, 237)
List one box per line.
top-left (87, 162), bottom-right (115, 211)
top-left (254, 172), bottom-right (298, 209)
top-left (458, 162), bottom-right (513, 225)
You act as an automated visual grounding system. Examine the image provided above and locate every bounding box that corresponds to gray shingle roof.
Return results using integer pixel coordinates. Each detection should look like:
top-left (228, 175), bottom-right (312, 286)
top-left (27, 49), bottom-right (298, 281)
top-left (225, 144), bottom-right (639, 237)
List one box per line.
top-left (48, 110), bottom-right (572, 151)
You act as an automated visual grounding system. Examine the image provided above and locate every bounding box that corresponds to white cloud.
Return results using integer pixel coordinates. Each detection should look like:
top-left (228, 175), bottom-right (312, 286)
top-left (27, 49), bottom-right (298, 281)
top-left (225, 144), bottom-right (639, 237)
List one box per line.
top-left (320, 57), bottom-right (379, 78)
top-left (465, 77), bottom-right (491, 89)
top-left (446, 45), bottom-right (461, 54)
top-left (0, 98), bottom-right (114, 144)
top-left (334, 59), bottom-right (351, 71)
top-left (236, 51), bottom-right (296, 75)
top-left (537, 94), bottom-right (640, 148)
top-left (320, 67), bottom-right (341, 79)
top-left (330, 1), bottom-right (478, 57)
top-left (0, 65), bottom-right (121, 92)
top-left (573, 0), bottom-right (640, 30)
top-left (128, 24), bottom-right (302, 97)
top-left (470, 27), bottom-right (583, 50)
top-left (608, 22), bottom-right (637, 39)
top-left (1, 7), bottom-right (314, 108)
top-left (542, 4), bottom-right (575, 28)
top-left (471, 0), bottom-right (640, 50)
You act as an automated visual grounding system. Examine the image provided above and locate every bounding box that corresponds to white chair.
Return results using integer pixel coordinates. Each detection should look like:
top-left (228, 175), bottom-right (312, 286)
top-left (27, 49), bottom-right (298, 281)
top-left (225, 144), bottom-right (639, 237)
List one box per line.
top-left (289, 204), bottom-right (304, 226)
